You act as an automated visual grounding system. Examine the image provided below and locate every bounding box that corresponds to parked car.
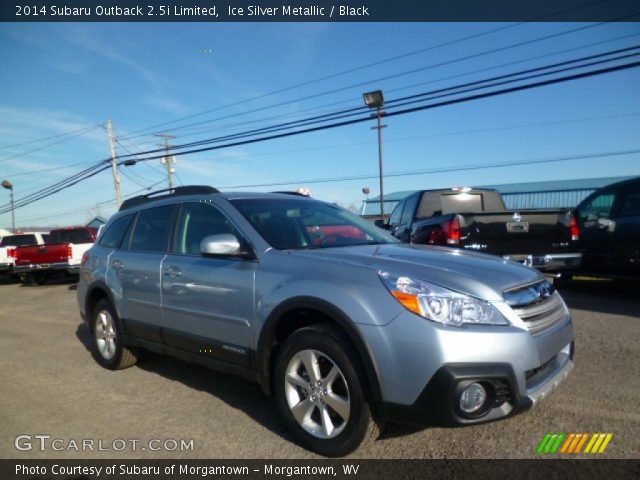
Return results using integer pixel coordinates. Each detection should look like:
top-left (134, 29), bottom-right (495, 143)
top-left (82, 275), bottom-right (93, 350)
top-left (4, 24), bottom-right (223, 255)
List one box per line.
top-left (78, 186), bottom-right (574, 456)
top-left (0, 232), bottom-right (48, 277)
top-left (379, 187), bottom-right (582, 275)
top-left (572, 176), bottom-right (640, 280)
top-left (14, 226), bottom-right (97, 285)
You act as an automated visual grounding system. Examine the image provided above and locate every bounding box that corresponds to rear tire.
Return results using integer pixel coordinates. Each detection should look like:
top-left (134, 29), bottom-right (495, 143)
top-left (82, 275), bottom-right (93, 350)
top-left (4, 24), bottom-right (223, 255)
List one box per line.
top-left (274, 324), bottom-right (381, 457)
top-left (91, 299), bottom-right (138, 370)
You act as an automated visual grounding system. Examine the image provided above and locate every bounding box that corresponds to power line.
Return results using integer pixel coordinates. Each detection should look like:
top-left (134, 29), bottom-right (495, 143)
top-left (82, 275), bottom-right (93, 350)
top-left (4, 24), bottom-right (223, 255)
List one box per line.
top-left (0, 123), bottom-right (104, 151)
top-left (178, 112), bottom-right (640, 165)
top-left (125, 31), bottom-right (640, 148)
top-left (119, 17), bottom-right (638, 141)
top-left (0, 124), bottom-right (104, 165)
top-left (218, 149), bottom-right (640, 189)
top-left (118, 0), bottom-right (611, 141)
top-left (118, 48), bottom-right (640, 160)
top-left (3, 56), bottom-right (639, 215)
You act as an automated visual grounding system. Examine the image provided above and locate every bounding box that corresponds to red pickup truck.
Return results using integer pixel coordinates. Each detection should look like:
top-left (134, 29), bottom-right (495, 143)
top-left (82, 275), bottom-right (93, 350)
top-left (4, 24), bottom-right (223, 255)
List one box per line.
top-left (14, 226), bottom-right (97, 285)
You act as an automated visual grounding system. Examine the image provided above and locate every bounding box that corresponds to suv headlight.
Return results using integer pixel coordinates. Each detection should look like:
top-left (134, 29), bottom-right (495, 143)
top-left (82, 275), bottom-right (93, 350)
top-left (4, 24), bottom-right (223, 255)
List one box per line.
top-left (379, 271), bottom-right (508, 327)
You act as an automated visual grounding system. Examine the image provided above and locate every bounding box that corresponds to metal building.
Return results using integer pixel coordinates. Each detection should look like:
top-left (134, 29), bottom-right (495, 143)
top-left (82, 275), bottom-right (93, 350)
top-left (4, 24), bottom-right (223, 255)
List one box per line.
top-left (360, 175), bottom-right (636, 220)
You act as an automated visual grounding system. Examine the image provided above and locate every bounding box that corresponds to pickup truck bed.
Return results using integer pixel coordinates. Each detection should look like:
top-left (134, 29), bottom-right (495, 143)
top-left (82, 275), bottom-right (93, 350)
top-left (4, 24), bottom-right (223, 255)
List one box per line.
top-left (384, 188), bottom-right (582, 273)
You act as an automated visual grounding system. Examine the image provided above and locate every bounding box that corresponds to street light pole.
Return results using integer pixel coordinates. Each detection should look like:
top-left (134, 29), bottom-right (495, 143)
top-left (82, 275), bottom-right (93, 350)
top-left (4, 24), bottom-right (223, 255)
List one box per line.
top-left (375, 106), bottom-right (385, 224)
top-left (363, 90), bottom-right (386, 223)
top-left (1, 179), bottom-right (15, 233)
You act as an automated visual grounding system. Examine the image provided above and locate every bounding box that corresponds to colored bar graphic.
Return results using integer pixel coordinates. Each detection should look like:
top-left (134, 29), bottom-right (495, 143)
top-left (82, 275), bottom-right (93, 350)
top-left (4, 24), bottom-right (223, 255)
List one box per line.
top-left (537, 433), bottom-right (552, 454)
top-left (538, 433), bottom-right (613, 454)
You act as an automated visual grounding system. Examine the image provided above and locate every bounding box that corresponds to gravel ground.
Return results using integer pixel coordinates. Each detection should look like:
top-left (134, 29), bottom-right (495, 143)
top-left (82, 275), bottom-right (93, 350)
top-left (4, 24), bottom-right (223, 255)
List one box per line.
top-left (0, 276), bottom-right (638, 459)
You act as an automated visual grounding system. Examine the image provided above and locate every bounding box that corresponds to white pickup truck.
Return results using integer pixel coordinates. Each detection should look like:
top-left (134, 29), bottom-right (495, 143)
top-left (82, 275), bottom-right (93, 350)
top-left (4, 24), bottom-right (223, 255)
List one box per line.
top-left (0, 232), bottom-right (49, 276)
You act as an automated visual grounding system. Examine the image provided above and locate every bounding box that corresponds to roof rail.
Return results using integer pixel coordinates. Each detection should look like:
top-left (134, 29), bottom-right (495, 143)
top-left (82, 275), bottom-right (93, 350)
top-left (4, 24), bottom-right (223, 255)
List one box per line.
top-left (119, 185), bottom-right (220, 211)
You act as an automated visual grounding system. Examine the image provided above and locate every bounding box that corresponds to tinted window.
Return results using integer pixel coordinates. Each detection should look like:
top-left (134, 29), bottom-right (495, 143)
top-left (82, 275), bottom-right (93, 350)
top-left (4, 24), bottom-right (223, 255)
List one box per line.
top-left (441, 193), bottom-right (483, 214)
top-left (175, 203), bottom-right (238, 255)
top-left (231, 198), bottom-right (397, 250)
top-left (618, 189), bottom-right (640, 217)
top-left (130, 205), bottom-right (176, 253)
top-left (579, 191), bottom-right (616, 223)
top-left (0, 234), bottom-right (37, 247)
top-left (48, 229), bottom-right (95, 244)
top-left (99, 215), bottom-right (133, 249)
top-left (400, 195), bottom-right (419, 225)
top-left (389, 202), bottom-right (403, 226)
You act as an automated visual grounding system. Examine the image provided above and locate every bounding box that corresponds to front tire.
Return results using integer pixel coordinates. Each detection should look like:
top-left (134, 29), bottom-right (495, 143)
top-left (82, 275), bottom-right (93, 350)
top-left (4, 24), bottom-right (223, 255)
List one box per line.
top-left (91, 299), bottom-right (138, 370)
top-left (274, 324), bottom-right (381, 457)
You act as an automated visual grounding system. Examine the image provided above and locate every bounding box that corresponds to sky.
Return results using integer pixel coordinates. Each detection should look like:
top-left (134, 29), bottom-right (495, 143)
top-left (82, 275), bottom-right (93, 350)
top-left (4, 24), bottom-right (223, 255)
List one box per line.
top-left (0, 21), bottom-right (639, 228)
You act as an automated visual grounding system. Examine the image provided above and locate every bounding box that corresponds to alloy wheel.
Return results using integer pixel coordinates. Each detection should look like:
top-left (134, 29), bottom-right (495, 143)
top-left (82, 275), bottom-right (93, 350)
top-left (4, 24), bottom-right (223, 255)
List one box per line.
top-left (284, 349), bottom-right (351, 439)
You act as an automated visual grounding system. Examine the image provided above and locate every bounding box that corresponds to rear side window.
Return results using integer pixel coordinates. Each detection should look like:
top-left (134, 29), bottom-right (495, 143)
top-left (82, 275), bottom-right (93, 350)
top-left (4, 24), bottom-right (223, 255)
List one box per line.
top-left (0, 234), bottom-right (37, 247)
top-left (130, 205), bottom-right (176, 253)
top-left (99, 215), bottom-right (133, 249)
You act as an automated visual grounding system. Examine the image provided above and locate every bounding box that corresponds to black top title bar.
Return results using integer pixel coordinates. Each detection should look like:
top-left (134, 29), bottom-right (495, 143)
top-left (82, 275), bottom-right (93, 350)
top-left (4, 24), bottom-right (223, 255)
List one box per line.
top-left (2, 0), bottom-right (639, 22)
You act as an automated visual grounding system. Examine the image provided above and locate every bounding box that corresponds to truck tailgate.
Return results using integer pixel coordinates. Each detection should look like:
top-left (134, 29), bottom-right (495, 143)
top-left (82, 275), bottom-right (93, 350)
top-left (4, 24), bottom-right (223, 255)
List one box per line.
top-left (15, 244), bottom-right (70, 266)
top-left (460, 210), bottom-right (572, 255)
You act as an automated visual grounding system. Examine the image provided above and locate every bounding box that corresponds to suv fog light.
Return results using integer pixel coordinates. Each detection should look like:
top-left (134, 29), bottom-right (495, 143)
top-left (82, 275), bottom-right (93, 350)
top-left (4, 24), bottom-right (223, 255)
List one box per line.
top-left (459, 382), bottom-right (487, 413)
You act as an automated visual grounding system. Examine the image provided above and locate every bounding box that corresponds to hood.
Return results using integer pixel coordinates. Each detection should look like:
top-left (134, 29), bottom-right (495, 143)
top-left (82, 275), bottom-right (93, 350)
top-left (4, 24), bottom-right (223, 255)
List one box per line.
top-left (289, 243), bottom-right (544, 302)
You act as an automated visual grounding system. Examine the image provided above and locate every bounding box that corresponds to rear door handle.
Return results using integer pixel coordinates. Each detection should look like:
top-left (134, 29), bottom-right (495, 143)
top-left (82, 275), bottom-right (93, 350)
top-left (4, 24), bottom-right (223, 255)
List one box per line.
top-left (164, 265), bottom-right (182, 277)
top-left (112, 260), bottom-right (124, 271)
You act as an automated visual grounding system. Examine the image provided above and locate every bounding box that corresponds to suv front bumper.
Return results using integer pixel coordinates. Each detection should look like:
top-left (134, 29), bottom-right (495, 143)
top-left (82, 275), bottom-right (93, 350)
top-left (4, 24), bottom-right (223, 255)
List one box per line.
top-left (381, 343), bottom-right (574, 426)
top-left (359, 308), bottom-right (575, 426)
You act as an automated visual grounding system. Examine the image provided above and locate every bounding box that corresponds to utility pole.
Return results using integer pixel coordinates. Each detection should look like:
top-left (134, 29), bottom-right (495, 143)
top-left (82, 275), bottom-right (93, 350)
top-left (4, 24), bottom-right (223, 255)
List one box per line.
top-left (106, 119), bottom-right (123, 207)
top-left (155, 133), bottom-right (176, 190)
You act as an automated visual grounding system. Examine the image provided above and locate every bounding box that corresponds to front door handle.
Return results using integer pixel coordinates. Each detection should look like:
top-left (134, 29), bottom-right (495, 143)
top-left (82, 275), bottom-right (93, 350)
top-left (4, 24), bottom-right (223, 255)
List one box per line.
top-left (112, 260), bottom-right (124, 271)
top-left (164, 265), bottom-right (182, 277)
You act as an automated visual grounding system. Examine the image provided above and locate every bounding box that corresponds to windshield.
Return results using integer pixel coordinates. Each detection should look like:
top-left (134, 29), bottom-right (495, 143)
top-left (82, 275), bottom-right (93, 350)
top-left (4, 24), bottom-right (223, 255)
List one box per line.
top-left (231, 198), bottom-right (399, 250)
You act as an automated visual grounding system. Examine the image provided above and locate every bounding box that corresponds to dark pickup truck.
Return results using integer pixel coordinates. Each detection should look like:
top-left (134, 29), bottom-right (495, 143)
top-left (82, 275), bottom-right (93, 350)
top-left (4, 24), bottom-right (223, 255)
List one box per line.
top-left (379, 187), bottom-right (582, 273)
top-left (572, 176), bottom-right (640, 280)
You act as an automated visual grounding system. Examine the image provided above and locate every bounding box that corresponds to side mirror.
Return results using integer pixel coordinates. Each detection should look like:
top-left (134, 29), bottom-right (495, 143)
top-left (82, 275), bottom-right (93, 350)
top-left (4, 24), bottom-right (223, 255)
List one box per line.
top-left (597, 218), bottom-right (616, 232)
top-left (200, 234), bottom-right (251, 258)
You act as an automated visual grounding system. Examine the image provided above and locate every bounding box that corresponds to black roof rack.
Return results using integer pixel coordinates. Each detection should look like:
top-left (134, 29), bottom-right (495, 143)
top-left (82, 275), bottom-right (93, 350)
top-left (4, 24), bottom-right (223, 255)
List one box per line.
top-left (119, 185), bottom-right (219, 211)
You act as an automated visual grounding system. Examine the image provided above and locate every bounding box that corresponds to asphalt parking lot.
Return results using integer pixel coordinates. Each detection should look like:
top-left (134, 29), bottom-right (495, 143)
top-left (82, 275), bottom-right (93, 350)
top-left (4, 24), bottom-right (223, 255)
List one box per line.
top-left (0, 276), bottom-right (638, 459)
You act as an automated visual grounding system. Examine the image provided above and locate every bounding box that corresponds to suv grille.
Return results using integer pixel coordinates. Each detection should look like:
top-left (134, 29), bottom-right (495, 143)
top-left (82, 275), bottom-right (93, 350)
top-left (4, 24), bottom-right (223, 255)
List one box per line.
top-left (504, 281), bottom-right (567, 335)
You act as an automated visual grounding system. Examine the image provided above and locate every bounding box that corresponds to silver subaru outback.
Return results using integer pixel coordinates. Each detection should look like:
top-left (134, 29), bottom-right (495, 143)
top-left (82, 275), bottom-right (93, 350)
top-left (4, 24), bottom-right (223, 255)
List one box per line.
top-left (77, 186), bottom-right (574, 457)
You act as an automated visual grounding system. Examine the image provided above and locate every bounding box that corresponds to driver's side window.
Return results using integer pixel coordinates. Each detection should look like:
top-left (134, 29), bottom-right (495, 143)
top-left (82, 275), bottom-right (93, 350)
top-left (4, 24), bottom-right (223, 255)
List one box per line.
top-left (175, 202), bottom-right (238, 255)
top-left (579, 191), bottom-right (616, 224)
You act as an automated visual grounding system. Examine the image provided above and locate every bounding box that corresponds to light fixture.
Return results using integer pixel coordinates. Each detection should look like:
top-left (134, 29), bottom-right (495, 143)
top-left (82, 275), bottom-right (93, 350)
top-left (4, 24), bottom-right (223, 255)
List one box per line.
top-left (363, 90), bottom-right (384, 109)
